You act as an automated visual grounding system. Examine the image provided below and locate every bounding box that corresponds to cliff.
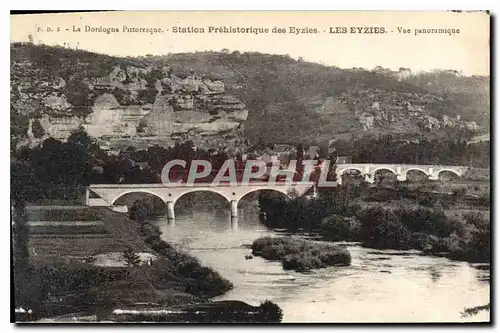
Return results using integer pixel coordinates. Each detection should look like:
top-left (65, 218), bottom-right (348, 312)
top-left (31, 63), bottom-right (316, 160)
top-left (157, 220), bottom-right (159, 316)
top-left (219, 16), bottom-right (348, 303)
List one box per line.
top-left (11, 44), bottom-right (489, 149)
top-left (11, 43), bottom-right (248, 150)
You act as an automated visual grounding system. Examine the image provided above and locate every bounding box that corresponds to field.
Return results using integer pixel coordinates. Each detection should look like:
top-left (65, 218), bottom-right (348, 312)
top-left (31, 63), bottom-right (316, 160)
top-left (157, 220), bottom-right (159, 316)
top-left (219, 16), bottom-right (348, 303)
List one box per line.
top-left (26, 206), bottom-right (151, 266)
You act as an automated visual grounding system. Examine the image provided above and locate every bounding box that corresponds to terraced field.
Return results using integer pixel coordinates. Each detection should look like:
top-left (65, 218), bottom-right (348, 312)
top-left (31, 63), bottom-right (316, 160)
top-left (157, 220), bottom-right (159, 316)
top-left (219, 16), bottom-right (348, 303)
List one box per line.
top-left (26, 206), bottom-right (149, 266)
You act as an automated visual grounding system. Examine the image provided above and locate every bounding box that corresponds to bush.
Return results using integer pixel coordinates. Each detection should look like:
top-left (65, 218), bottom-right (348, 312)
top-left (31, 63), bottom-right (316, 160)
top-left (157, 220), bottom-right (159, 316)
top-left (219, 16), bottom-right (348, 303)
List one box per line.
top-left (252, 237), bottom-right (351, 272)
top-left (319, 215), bottom-right (359, 241)
top-left (139, 222), bottom-right (233, 298)
top-left (463, 212), bottom-right (488, 229)
top-left (357, 206), bottom-right (411, 250)
top-left (258, 186), bottom-right (490, 263)
top-left (417, 192), bottom-right (435, 207)
top-left (420, 234), bottom-right (451, 253)
top-left (137, 119), bottom-right (147, 133)
top-left (258, 300), bottom-right (283, 323)
top-left (476, 193), bottom-right (490, 207)
top-left (129, 198), bottom-right (165, 221)
top-left (451, 188), bottom-right (467, 202)
top-left (112, 87), bottom-right (133, 105)
top-left (31, 119), bottom-right (45, 138)
top-left (397, 207), bottom-right (458, 238)
top-left (137, 88), bottom-right (157, 104)
top-left (129, 199), bottom-right (152, 221)
top-left (123, 248), bottom-right (141, 267)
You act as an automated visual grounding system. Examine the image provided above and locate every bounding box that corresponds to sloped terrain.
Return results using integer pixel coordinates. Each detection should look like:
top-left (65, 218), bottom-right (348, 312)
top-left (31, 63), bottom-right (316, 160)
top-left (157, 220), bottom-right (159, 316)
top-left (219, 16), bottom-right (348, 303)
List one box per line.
top-left (11, 43), bottom-right (490, 148)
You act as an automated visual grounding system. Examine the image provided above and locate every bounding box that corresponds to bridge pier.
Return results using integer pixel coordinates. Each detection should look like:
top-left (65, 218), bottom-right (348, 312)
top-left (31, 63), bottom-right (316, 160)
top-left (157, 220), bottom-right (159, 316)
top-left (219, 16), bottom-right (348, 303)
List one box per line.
top-left (85, 188), bottom-right (90, 206)
top-left (231, 217), bottom-right (238, 230)
top-left (230, 200), bottom-right (238, 218)
top-left (428, 174), bottom-right (440, 181)
top-left (397, 174), bottom-right (407, 182)
top-left (167, 201), bottom-right (175, 220)
top-left (364, 174), bottom-right (375, 184)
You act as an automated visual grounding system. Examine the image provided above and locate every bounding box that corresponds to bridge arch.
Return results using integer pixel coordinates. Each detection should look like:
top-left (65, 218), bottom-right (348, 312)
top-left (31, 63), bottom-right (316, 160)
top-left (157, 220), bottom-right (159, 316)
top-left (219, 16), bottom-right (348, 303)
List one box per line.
top-left (371, 168), bottom-right (398, 184)
top-left (337, 168), bottom-right (364, 177)
top-left (436, 169), bottom-right (461, 183)
top-left (172, 188), bottom-right (232, 206)
top-left (402, 168), bottom-right (430, 183)
top-left (236, 188), bottom-right (291, 208)
top-left (370, 167), bottom-right (397, 176)
top-left (404, 167), bottom-right (430, 176)
top-left (337, 168), bottom-right (364, 186)
top-left (110, 190), bottom-right (168, 206)
top-left (436, 169), bottom-right (461, 178)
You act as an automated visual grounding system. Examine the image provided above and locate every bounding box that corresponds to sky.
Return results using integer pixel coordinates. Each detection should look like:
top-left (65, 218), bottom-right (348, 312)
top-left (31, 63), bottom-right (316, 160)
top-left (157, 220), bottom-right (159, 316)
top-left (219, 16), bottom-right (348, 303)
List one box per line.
top-left (10, 11), bottom-right (490, 76)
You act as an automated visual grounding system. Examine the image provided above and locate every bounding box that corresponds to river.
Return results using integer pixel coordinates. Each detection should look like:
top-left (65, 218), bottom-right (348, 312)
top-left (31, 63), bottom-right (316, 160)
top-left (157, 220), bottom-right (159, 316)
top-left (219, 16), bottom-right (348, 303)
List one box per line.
top-left (152, 203), bottom-right (490, 323)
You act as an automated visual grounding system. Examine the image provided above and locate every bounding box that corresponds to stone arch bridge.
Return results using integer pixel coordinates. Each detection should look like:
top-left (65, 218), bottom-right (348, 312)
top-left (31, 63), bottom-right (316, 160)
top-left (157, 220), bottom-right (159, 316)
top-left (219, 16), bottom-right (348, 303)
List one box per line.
top-left (86, 181), bottom-right (316, 220)
top-left (335, 164), bottom-right (468, 185)
top-left (86, 164), bottom-right (468, 219)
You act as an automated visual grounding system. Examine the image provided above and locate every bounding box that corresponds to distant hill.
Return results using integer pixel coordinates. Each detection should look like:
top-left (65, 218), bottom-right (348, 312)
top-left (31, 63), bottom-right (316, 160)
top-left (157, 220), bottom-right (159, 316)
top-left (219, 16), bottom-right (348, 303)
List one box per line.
top-left (11, 43), bottom-right (490, 149)
top-left (163, 51), bottom-right (489, 143)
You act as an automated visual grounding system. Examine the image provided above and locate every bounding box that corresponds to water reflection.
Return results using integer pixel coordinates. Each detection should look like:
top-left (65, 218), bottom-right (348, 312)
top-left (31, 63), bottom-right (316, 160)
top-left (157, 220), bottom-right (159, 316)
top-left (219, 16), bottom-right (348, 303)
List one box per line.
top-left (428, 265), bottom-right (442, 283)
top-left (153, 205), bottom-right (490, 323)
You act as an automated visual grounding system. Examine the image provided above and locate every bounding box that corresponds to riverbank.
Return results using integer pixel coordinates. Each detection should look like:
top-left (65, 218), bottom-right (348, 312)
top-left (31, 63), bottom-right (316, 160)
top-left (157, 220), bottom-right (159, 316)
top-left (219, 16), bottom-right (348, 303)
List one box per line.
top-left (14, 205), bottom-right (282, 323)
top-left (152, 210), bottom-right (489, 323)
top-left (258, 184), bottom-right (490, 264)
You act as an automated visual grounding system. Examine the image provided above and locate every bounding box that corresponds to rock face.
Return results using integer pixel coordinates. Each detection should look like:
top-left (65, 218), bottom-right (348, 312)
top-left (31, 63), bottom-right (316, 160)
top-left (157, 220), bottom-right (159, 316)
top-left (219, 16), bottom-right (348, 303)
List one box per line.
top-left (334, 88), bottom-right (475, 134)
top-left (11, 49), bottom-right (248, 148)
top-left (143, 96), bottom-right (174, 136)
top-left (13, 44), bottom-right (486, 149)
top-left (85, 94), bottom-right (151, 138)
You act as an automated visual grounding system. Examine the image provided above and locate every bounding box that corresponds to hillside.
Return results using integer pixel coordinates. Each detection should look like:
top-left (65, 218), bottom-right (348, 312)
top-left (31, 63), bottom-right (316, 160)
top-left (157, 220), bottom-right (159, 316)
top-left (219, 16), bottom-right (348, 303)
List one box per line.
top-left (11, 43), bottom-right (490, 149)
top-left (11, 43), bottom-right (248, 151)
top-left (164, 51), bottom-right (489, 143)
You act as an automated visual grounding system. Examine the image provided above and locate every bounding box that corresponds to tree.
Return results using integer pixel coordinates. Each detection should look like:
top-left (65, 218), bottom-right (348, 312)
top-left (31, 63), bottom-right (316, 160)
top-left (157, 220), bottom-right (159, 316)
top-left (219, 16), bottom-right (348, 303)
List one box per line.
top-left (137, 88), bottom-right (157, 104)
top-left (31, 119), bottom-right (45, 139)
top-left (129, 199), bottom-right (152, 222)
top-left (136, 119), bottom-right (147, 134)
top-left (66, 78), bottom-right (92, 111)
top-left (123, 248), bottom-right (141, 267)
top-left (67, 126), bottom-right (92, 150)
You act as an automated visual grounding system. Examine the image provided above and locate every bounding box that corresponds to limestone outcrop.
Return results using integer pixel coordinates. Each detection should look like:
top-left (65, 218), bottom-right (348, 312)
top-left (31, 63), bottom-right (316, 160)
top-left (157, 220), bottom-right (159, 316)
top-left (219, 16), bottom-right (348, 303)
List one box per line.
top-left (11, 52), bottom-right (249, 148)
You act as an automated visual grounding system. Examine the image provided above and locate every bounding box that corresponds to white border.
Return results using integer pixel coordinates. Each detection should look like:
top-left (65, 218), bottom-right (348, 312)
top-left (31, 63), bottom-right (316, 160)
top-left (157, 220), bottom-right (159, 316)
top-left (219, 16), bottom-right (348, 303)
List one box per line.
top-left (3, 1), bottom-right (498, 332)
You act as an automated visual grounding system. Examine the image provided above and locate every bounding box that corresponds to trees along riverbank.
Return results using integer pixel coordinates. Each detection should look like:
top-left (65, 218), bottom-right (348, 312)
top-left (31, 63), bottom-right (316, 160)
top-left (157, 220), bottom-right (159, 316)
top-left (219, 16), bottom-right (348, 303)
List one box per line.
top-left (257, 184), bottom-right (490, 264)
top-left (126, 198), bottom-right (284, 322)
top-left (12, 203), bottom-right (283, 323)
